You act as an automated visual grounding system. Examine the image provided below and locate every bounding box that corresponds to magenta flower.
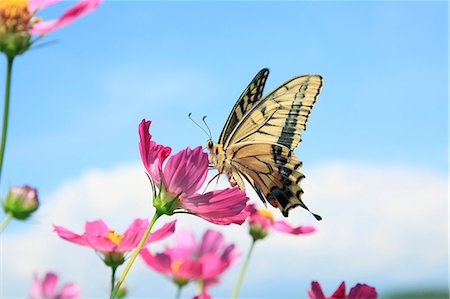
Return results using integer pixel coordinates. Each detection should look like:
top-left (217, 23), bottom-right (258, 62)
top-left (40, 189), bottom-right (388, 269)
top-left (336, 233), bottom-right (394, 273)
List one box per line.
top-left (138, 119), bottom-right (250, 225)
top-left (248, 204), bottom-right (315, 240)
top-left (29, 272), bottom-right (79, 299)
top-left (140, 229), bottom-right (238, 292)
top-left (308, 281), bottom-right (378, 299)
top-left (54, 218), bottom-right (176, 268)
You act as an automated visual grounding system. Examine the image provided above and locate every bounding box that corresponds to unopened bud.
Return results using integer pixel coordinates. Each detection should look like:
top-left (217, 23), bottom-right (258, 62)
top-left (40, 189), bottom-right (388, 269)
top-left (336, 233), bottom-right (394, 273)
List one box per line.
top-left (2, 185), bottom-right (39, 219)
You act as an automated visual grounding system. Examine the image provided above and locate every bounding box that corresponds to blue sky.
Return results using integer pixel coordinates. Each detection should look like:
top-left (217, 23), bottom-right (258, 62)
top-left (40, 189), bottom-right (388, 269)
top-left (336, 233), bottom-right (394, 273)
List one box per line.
top-left (0, 1), bottom-right (447, 298)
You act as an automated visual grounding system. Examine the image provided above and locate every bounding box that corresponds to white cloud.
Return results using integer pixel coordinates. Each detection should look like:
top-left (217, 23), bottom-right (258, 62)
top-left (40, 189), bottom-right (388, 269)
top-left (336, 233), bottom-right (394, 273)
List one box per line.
top-left (0, 161), bottom-right (447, 298)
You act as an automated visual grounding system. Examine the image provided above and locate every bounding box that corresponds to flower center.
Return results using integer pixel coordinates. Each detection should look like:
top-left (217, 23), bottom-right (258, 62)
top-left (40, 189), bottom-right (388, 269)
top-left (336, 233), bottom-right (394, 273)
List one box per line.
top-left (171, 259), bottom-right (183, 274)
top-left (105, 230), bottom-right (124, 245)
top-left (257, 208), bottom-right (274, 222)
top-left (0, 0), bottom-right (31, 33)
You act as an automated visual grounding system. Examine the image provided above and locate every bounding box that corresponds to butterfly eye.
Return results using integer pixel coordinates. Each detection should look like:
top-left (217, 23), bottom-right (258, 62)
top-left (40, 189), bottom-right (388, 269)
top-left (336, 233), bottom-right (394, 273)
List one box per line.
top-left (208, 140), bottom-right (214, 149)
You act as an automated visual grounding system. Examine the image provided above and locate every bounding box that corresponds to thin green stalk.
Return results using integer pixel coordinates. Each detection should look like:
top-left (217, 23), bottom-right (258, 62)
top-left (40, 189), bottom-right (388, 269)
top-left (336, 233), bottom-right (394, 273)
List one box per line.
top-left (175, 285), bottom-right (182, 299)
top-left (110, 266), bottom-right (117, 297)
top-left (230, 239), bottom-right (256, 299)
top-left (0, 212), bottom-right (13, 233)
top-left (110, 212), bottom-right (161, 299)
top-left (0, 55), bottom-right (14, 182)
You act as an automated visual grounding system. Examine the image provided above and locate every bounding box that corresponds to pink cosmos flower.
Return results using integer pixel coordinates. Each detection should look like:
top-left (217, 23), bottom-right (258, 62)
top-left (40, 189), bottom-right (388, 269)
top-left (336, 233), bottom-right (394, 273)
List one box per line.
top-left (140, 229), bottom-right (238, 293)
top-left (29, 272), bottom-right (79, 299)
top-left (54, 218), bottom-right (176, 267)
top-left (29, 0), bottom-right (101, 34)
top-left (308, 281), bottom-right (378, 299)
top-left (139, 119), bottom-right (250, 225)
top-left (0, 0), bottom-right (100, 35)
top-left (248, 204), bottom-right (316, 240)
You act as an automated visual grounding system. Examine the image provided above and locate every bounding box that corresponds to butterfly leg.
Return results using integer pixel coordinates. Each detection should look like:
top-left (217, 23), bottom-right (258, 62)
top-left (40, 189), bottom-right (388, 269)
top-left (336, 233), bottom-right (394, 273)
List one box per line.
top-left (226, 167), bottom-right (246, 191)
top-left (203, 172), bottom-right (221, 192)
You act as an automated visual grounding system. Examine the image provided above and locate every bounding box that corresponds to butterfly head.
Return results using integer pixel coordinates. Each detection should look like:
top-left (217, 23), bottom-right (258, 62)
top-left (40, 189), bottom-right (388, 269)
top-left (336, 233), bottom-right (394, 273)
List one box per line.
top-left (205, 139), bottom-right (224, 169)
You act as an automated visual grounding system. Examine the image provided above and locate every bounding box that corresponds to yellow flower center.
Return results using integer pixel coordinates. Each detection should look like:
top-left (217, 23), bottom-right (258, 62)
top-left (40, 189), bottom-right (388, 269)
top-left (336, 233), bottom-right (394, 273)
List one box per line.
top-left (105, 230), bottom-right (124, 245)
top-left (0, 0), bottom-right (32, 33)
top-left (257, 208), bottom-right (274, 222)
top-left (171, 259), bottom-right (183, 274)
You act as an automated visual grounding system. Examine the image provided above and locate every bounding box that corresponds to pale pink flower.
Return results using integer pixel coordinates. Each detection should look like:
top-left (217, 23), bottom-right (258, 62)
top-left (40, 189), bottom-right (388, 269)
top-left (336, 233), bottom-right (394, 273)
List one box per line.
top-left (29, 272), bottom-right (79, 299)
top-left (248, 204), bottom-right (315, 240)
top-left (308, 281), bottom-right (378, 299)
top-left (139, 119), bottom-right (250, 225)
top-left (140, 229), bottom-right (238, 288)
top-left (0, 0), bottom-right (100, 35)
top-left (29, 0), bottom-right (101, 34)
top-left (54, 218), bottom-right (176, 267)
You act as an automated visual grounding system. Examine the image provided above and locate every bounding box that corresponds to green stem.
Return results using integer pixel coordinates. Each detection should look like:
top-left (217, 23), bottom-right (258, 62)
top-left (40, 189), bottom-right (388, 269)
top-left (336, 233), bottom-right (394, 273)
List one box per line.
top-left (110, 212), bottom-right (161, 299)
top-left (0, 55), bottom-right (14, 182)
top-left (0, 212), bottom-right (13, 233)
top-left (230, 239), bottom-right (256, 299)
top-left (175, 285), bottom-right (182, 299)
top-left (110, 266), bottom-right (117, 297)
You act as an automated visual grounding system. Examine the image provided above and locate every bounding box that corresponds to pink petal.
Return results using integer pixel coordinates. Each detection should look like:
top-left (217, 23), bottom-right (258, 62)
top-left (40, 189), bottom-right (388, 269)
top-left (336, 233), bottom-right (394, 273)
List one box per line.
top-left (347, 284), bottom-right (378, 299)
top-left (138, 119), bottom-right (171, 185)
top-left (144, 220), bottom-right (177, 244)
top-left (200, 230), bottom-right (225, 255)
top-left (116, 218), bottom-right (149, 252)
top-left (140, 249), bottom-right (172, 276)
top-left (117, 219), bottom-right (176, 252)
top-left (221, 244), bottom-right (239, 266)
top-left (331, 282), bottom-right (347, 299)
top-left (84, 219), bottom-right (109, 236)
top-left (53, 225), bottom-right (89, 247)
top-left (29, 274), bottom-right (44, 299)
top-left (28, 0), bottom-right (62, 12)
top-left (163, 146), bottom-right (208, 197)
top-left (57, 283), bottom-right (80, 299)
top-left (42, 272), bottom-right (58, 297)
top-left (271, 221), bottom-right (316, 235)
top-left (30, 0), bottom-right (101, 35)
top-left (166, 230), bottom-right (198, 260)
top-left (200, 253), bottom-right (222, 279)
top-left (82, 235), bottom-right (116, 252)
top-left (181, 187), bottom-right (250, 225)
top-left (308, 281), bottom-right (326, 299)
top-left (54, 222), bottom-right (116, 252)
top-left (175, 259), bottom-right (202, 280)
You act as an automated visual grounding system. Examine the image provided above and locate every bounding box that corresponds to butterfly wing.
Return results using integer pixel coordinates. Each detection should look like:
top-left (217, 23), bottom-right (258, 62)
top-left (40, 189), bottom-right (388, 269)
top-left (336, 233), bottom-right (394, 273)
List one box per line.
top-left (227, 142), bottom-right (321, 219)
top-left (218, 68), bottom-right (270, 144)
top-left (219, 73), bottom-right (323, 218)
top-left (224, 74), bottom-right (323, 149)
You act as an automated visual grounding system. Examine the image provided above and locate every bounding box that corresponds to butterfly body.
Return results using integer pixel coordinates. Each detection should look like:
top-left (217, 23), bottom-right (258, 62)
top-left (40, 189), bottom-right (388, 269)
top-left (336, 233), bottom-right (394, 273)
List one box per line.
top-left (207, 69), bottom-right (323, 218)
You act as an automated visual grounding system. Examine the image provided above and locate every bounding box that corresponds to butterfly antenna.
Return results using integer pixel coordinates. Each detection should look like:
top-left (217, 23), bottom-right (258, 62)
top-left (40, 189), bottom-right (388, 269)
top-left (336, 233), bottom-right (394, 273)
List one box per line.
top-left (202, 116), bottom-right (213, 139)
top-left (188, 113), bottom-right (210, 138)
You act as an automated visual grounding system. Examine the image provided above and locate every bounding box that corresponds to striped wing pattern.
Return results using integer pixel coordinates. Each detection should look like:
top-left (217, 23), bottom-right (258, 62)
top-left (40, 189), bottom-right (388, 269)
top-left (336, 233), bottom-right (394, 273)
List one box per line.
top-left (225, 75), bottom-right (323, 150)
top-left (218, 69), bottom-right (270, 144)
top-left (228, 142), bottom-right (321, 219)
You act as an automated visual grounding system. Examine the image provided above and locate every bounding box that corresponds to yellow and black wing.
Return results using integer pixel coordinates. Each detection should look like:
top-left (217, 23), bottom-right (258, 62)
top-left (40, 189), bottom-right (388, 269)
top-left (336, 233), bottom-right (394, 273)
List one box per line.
top-left (224, 74), bottom-right (323, 149)
top-left (218, 68), bottom-right (269, 144)
top-left (227, 142), bottom-right (321, 219)
top-left (222, 72), bottom-right (323, 218)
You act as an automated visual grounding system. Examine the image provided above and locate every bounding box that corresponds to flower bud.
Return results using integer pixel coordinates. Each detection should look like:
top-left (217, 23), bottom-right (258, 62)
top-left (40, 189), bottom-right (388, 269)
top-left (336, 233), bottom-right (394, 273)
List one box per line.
top-left (152, 186), bottom-right (181, 216)
top-left (115, 281), bottom-right (127, 298)
top-left (249, 222), bottom-right (268, 241)
top-left (2, 185), bottom-right (39, 220)
top-left (103, 252), bottom-right (125, 268)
